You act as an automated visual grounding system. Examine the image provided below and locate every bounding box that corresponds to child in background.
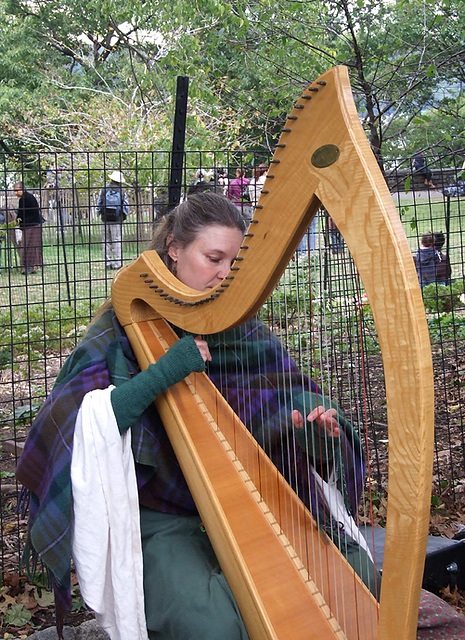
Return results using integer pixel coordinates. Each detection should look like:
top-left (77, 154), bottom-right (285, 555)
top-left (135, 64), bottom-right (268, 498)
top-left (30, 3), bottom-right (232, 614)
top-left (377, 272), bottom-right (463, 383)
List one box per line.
top-left (415, 232), bottom-right (441, 288)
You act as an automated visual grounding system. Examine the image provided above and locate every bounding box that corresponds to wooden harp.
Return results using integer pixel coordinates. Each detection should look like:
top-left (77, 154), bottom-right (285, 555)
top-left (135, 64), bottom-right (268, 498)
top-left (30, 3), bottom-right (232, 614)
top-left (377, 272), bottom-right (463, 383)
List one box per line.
top-left (111, 66), bottom-right (434, 639)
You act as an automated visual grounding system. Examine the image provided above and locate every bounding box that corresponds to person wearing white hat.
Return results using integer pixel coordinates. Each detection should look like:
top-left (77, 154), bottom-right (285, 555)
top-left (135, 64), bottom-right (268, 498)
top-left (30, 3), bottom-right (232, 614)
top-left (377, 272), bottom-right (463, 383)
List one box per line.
top-left (108, 170), bottom-right (127, 185)
top-left (96, 171), bottom-right (129, 270)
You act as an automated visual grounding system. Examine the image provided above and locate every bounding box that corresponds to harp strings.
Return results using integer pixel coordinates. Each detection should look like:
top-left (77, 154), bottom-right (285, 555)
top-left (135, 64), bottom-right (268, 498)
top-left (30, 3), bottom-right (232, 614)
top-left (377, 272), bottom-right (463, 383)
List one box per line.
top-left (143, 207), bottom-right (381, 637)
top-left (274, 224), bottom-right (380, 633)
top-left (318, 226), bottom-right (380, 603)
top-left (306, 225), bottom-right (382, 636)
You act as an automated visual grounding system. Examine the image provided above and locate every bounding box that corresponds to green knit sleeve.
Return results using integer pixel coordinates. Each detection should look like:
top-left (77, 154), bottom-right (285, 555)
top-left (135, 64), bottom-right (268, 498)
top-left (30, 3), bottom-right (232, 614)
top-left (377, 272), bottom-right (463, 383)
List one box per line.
top-left (111, 335), bottom-right (205, 433)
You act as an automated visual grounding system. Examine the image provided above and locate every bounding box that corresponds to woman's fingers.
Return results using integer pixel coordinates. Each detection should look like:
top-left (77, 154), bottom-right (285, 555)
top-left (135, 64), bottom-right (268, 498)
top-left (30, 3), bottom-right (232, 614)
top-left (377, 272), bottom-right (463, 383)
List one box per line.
top-left (193, 336), bottom-right (212, 362)
top-left (291, 409), bottom-right (304, 429)
top-left (293, 406), bottom-right (340, 437)
top-left (307, 406), bottom-right (340, 437)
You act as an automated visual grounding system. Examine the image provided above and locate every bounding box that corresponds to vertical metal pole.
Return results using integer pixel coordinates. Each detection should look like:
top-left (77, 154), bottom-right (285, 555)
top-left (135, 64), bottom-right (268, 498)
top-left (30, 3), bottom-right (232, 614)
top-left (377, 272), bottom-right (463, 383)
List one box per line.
top-left (445, 194), bottom-right (451, 250)
top-left (168, 76), bottom-right (189, 211)
top-left (57, 195), bottom-right (72, 306)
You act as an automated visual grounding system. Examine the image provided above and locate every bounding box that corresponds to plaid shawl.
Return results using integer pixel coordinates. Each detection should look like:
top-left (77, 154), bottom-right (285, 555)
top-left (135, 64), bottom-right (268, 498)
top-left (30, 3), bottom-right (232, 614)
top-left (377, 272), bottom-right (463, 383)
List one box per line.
top-left (16, 311), bottom-right (135, 634)
top-left (16, 309), bottom-right (365, 636)
top-left (202, 319), bottom-right (364, 529)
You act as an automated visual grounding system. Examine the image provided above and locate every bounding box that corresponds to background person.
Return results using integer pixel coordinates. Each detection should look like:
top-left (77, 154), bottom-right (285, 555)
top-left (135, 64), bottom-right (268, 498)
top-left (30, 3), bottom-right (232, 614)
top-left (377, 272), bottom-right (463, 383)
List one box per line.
top-left (247, 163), bottom-right (268, 207)
top-left (14, 181), bottom-right (43, 275)
top-left (433, 231), bottom-right (452, 285)
top-left (96, 170), bottom-right (129, 270)
top-left (415, 232), bottom-right (441, 288)
top-left (214, 167), bottom-right (229, 195)
top-left (227, 167), bottom-right (250, 208)
top-left (413, 152), bottom-right (436, 188)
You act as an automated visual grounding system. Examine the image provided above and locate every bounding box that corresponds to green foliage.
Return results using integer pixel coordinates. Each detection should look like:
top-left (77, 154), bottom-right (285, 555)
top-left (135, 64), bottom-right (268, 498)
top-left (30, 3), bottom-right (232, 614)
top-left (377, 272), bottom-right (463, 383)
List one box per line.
top-left (422, 281), bottom-right (464, 313)
top-left (14, 403), bottom-right (43, 425)
top-left (427, 311), bottom-right (465, 342)
top-left (0, 0), bottom-right (465, 161)
top-left (70, 585), bottom-right (87, 612)
top-left (0, 300), bottom-right (99, 361)
top-left (0, 348), bottom-right (12, 367)
top-left (3, 603), bottom-right (32, 626)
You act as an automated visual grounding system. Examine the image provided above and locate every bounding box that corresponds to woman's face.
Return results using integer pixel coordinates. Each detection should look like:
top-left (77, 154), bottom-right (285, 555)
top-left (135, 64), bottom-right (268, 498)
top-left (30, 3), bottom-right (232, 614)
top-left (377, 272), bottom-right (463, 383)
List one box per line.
top-left (167, 224), bottom-right (243, 291)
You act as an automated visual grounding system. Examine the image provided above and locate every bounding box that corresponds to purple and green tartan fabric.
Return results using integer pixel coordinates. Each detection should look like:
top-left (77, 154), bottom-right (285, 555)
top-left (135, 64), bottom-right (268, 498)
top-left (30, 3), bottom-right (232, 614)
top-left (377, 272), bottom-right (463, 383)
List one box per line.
top-left (203, 317), bottom-right (365, 523)
top-left (16, 309), bottom-right (366, 635)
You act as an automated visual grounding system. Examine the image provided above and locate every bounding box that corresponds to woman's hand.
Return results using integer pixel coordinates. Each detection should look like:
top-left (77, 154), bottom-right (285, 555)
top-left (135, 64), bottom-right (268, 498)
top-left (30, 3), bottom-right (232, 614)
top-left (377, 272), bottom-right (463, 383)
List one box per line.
top-left (194, 335), bottom-right (212, 363)
top-left (292, 406), bottom-right (340, 437)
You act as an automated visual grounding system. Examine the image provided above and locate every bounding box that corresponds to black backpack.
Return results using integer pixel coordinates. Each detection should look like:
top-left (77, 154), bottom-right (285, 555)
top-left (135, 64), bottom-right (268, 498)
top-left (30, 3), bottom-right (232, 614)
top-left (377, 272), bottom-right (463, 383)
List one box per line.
top-left (240, 184), bottom-right (250, 202)
top-left (100, 188), bottom-right (124, 222)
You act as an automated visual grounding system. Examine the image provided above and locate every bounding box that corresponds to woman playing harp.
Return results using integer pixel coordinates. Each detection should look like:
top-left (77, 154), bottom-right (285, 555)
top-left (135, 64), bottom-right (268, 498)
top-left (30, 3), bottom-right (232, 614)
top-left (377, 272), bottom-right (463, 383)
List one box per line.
top-left (17, 191), bottom-right (465, 640)
top-left (17, 192), bottom-right (379, 639)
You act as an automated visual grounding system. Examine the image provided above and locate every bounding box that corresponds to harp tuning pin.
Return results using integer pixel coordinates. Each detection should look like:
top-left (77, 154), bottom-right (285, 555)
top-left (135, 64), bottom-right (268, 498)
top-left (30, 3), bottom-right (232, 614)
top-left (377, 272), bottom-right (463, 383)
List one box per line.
top-left (144, 279), bottom-right (154, 283)
top-left (261, 190), bottom-right (269, 194)
top-left (225, 275), bottom-right (235, 280)
top-left (140, 273), bottom-right (149, 278)
top-left (230, 266), bottom-right (240, 271)
top-left (160, 293), bottom-right (169, 297)
top-left (235, 256), bottom-right (244, 261)
top-left (317, 81), bottom-right (327, 86)
top-left (308, 87), bottom-right (319, 92)
top-left (295, 104), bottom-right (304, 109)
top-left (240, 245), bottom-right (249, 250)
top-left (302, 95), bottom-right (312, 100)
top-left (276, 143), bottom-right (286, 148)
top-left (220, 283), bottom-right (230, 287)
top-left (287, 115), bottom-right (298, 120)
top-left (255, 205), bottom-right (264, 210)
top-left (282, 127), bottom-right (292, 132)
top-left (244, 232), bottom-right (254, 237)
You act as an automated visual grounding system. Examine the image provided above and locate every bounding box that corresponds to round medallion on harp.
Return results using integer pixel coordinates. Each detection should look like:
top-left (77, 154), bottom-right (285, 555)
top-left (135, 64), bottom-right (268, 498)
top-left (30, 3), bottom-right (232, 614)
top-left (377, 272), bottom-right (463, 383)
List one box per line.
top-left (311, 144), bottom-right (341, 168)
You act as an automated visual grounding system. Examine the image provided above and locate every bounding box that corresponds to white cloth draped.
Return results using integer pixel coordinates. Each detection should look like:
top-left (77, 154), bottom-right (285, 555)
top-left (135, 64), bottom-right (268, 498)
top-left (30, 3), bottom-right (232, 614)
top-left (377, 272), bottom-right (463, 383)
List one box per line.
top-left (71, 387), bottom-right (149, 640)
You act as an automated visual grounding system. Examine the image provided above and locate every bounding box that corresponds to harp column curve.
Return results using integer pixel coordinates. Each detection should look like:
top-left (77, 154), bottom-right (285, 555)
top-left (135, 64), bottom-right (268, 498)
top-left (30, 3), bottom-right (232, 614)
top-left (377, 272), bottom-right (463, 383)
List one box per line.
top-left (112, 65), bottom-right (434, 639)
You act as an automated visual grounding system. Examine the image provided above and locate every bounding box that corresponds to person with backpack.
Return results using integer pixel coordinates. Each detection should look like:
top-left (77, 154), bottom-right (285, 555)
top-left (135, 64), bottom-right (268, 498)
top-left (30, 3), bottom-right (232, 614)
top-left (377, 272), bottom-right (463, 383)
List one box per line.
top-left (96, 170), bottom-right (129, 270)
top-left (227, 168), bottom-right (250, 206)
top-left (414, 232), bottom-right (441, 288)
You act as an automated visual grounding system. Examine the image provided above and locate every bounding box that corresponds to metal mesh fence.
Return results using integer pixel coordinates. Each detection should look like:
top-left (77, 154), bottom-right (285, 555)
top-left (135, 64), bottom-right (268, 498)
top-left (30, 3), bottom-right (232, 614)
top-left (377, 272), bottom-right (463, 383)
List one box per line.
top-left (1, 150), bottom-right (465, 582)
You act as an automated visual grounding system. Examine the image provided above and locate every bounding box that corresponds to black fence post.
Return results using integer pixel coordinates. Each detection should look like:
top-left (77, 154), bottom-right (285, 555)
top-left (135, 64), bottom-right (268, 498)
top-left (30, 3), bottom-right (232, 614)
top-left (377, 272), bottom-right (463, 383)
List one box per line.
top-left (168, 76), bottom-right (189, 212)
